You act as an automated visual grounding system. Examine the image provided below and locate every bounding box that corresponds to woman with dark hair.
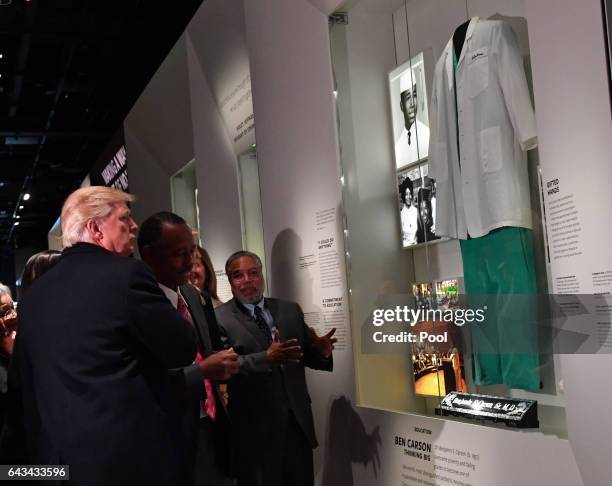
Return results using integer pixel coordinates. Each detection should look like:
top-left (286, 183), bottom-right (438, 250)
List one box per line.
top-left (399, 177), bottom-right (418, 247)
top-left (416, 188), bottom-right (436, 244)
top-left (20, 250), bottom-right (62, 296)
top-left (190, 245), bottom-right (222, 308)
top-left (189, 246), bottom-right (229, 410)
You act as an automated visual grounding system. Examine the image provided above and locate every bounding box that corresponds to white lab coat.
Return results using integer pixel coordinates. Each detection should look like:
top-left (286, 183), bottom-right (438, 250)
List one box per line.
top-left (429, 17), bottom-right (538, 239)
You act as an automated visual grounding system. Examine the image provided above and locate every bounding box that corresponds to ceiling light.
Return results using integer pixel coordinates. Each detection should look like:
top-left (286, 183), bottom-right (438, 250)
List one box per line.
top-left (13, 221), bottom-right (19, 226)
top-left (19, 205), bottom-right (23, 209)
top-left (23, 193), bottom-right (30, 201)
top-left (0, 54), bottom-right (3, 59)
top-left (15, 215), bottom-right (19, 219)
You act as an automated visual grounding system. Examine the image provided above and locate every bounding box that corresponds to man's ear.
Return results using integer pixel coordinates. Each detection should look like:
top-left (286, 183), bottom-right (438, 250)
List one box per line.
top-left (85, 219), bottom-right (103, 243)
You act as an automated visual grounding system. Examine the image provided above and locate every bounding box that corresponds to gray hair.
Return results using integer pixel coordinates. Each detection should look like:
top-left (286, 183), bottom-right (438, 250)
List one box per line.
top-left (225, 251), bottom-right (263, 275)
top-left (0, 283), bottom-right (12, 299)
top-left (61, 186), bottom-right (135, 247)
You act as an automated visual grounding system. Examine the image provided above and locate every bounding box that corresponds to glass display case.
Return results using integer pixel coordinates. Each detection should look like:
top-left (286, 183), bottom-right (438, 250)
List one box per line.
top-left (330, 0), bottom-right (566, 435)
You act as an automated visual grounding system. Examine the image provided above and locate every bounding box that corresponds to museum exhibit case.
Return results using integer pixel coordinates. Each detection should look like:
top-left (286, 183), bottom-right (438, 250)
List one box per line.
top-left (330, 0), bottom-right (580, 436)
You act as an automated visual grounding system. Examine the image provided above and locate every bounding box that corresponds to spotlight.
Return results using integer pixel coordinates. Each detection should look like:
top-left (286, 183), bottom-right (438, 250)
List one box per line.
top-left (14, 221), bottom-right (19, 226)
top-left (23, 193), bottom-right (30, 201)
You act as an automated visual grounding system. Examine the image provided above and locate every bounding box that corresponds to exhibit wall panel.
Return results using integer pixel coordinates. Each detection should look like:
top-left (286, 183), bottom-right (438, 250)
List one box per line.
top-left (526, 0), bottom-right (612, 483)
top-left (347, 409), bottom-right (582, 486)
top-left (182, 0), bottom-right (254, 279)
top-left (244, 0), bottom-right (356, 481)
top-left (186, 0), bottom-right (255, 156)
top-left (124, 34), bottom-right (194, 227)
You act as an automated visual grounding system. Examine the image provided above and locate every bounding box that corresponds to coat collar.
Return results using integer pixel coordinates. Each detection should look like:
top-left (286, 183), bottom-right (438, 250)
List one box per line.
top-left (62, 242), bottom-right (113, 256)
top-left (457, 16), bottom-right (479, 66)
top-left (444, 16), bottom-right (480, 90)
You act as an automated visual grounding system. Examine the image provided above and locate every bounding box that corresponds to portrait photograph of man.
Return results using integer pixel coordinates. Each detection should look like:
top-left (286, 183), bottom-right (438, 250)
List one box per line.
top-left (389, 51), bottom-right (430, 169)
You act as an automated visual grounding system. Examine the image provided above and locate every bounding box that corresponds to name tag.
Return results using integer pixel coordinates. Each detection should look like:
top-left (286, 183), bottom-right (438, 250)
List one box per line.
top-left (469, 47), bottom-right (488, 64)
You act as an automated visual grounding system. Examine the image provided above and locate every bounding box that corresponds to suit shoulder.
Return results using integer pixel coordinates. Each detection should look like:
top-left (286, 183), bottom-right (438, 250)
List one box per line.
top-left (215, 300), bottom-right (236, 319)
top-left (267, 297), bottom-right (301, 311)
top-left (179, 283), bottom-right (200, 301)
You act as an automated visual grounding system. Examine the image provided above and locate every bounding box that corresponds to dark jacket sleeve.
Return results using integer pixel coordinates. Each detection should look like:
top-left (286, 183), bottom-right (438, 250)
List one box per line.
top-left (127, 261), bottom-right (197, 368)
top-left (297, 303), bottom-right (333, 372)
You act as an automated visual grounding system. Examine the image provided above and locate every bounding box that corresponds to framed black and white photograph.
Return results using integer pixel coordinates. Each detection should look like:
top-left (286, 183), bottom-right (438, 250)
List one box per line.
top-left (397, 162), bottom-right (440, 248)
top-left (389, 51), bottom-right (430, 169)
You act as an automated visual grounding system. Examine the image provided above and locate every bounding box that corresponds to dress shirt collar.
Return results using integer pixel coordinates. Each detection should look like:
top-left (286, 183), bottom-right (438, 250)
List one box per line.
top-left (243, 298), bottom-right (265, 317)
top-left (158, 282), bottom-right (180, 309)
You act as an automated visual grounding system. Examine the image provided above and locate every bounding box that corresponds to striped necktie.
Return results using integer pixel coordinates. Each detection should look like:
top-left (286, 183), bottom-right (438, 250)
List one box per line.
top-left (177, 293), bottom-right (216, 421)
top-left (254, 305), bottom-right (273, 345)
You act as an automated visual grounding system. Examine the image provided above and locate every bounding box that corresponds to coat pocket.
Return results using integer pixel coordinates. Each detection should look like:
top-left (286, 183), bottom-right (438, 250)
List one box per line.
top-left (478, 126), bottom-right (503, 173)
top-left (467, 48), bottom-right (489, 99)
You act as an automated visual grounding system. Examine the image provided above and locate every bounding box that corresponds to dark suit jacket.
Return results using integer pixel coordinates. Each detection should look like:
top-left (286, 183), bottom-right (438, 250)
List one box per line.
top-left (174, 284), bottom-right (232, 477)
top-left (11, 243), bottom-right (197, 486)
top-left (215, 298), bottom-right (332, 473)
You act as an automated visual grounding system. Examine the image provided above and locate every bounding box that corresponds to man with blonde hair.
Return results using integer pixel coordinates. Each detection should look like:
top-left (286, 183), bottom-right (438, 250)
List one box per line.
top-left (10, 186), bottom-right (198, 485)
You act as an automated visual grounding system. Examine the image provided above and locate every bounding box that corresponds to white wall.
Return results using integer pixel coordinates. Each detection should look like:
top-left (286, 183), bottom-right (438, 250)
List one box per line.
top-left (126, 1), bottom-right (248, 271)
top-left (185, 34), bottom-right (243, 270)
top-left (527, 0), bottom-right (612, 483)
top-left (124, 34), bottom-right (195, 226)
top-left (243, 0), bottom-right (356, 481)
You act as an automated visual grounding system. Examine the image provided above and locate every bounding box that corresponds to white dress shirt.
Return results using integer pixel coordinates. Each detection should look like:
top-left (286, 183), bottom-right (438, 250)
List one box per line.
top-left (429, 17), bottom-right (538, 239)
top-left (243, 299), bottom-right (277, 337)
top-left (395, 119), bottom-right (430, 168)
top-left (401, 204), bottom-right (419, 247)
top-left (159, 283), bottom-right (207, 418)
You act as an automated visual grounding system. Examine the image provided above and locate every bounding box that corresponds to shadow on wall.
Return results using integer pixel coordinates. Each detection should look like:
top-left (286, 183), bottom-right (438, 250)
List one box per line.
top-left (270, 228), bottom-right (308, 303)
top-left (322, 396), bottom-right (382, 486)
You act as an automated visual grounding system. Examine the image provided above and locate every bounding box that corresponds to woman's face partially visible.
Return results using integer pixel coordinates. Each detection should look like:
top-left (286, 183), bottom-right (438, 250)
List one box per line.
top-left (189, 250), bottom-right (207, 291)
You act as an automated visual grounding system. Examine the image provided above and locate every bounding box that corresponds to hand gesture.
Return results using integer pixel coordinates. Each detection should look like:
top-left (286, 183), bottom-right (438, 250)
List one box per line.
top-left (266, 335), bottom-right (302, 366)
top-left (199, 348), bottom-right (240, 380)
top-left (307, 327), bottom-right (337, 359)
top-left (0, 309), bottom-right (17, 336)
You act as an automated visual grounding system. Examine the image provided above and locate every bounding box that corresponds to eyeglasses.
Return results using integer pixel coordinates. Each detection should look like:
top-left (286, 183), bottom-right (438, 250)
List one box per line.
top-left (0, 304), bottom-right (15, 319)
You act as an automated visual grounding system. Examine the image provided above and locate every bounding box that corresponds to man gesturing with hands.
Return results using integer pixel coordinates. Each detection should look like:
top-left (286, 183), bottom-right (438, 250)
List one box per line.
top-left (216, 251), bottom-right (336, 486)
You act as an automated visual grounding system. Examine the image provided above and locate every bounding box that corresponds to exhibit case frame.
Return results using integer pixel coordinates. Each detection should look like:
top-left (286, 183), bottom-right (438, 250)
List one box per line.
top-left (330, 0), bottom-right (600, 439)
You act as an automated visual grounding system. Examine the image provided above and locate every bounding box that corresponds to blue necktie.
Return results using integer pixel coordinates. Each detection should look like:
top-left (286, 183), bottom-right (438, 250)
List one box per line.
top-left (254, 306), bottom-right (272, 345)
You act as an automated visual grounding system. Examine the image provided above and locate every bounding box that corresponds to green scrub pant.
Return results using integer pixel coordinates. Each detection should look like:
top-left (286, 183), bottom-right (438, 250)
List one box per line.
top-left (460, 227), bottom-right (540, 392)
